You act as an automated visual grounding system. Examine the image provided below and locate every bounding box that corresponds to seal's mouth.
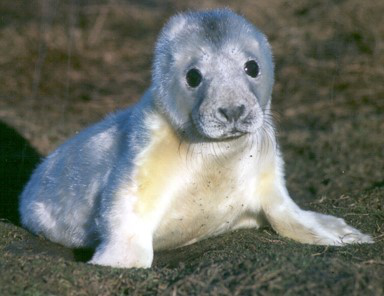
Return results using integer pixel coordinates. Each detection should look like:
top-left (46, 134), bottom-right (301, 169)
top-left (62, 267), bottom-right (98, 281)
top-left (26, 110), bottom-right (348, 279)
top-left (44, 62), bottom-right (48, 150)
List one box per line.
top-left (214, 125), bottom-right (249, 139)
top-left (189, 113), bottom-right (263, 142)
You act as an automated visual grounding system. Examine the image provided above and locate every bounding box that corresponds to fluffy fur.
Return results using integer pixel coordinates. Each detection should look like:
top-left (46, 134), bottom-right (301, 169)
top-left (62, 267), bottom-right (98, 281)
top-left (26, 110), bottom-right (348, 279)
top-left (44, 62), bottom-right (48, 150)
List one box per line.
top-left (19, 9), bottom-right (373, 268)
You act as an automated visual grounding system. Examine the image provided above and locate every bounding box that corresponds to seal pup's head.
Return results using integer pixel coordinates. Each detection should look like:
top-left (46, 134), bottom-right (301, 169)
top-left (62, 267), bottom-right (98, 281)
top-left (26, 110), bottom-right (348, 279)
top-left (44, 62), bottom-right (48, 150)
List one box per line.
top-left (152, 8), bottom-right (274, 141)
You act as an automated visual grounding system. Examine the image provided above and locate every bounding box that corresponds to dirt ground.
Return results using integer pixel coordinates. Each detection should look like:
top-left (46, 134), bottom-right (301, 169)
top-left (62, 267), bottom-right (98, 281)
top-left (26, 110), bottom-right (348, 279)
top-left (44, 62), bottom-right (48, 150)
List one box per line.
top-left (0, 0), bottom-right (383, 295)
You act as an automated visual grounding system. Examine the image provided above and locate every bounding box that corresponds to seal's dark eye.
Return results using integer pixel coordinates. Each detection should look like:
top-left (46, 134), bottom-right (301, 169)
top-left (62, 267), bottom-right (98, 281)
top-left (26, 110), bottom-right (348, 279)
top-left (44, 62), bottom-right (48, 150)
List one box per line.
top-left (186, 68), bottom-right (202, 88)
top-left (244, 60), bottom-right (259, 78)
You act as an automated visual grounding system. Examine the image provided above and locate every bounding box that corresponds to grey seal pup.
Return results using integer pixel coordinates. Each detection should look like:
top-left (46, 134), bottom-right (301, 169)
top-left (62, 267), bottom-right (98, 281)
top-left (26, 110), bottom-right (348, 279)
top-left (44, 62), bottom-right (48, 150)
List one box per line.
top-left (19, 8), bottom-right (373, 268)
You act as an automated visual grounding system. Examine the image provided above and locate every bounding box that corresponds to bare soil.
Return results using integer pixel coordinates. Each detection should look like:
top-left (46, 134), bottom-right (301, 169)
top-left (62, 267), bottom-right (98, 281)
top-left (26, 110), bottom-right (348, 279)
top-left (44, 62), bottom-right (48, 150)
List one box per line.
top-left (0, 0), bottom-right (383, 295)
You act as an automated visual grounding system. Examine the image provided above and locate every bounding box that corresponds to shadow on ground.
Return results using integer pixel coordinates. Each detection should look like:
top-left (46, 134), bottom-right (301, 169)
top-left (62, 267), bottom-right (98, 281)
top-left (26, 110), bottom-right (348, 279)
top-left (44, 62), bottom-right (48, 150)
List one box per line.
top-left (0, 121), bottom-right (41, 225)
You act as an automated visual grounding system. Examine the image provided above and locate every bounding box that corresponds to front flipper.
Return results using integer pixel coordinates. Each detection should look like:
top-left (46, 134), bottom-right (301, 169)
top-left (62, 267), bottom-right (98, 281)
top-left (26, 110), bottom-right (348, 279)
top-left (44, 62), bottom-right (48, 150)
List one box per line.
top-left (89, 227), bottom-right (153, 268)
top-left (266, 205), bottom-right (373, 245)
top-left (258, 167), bottom-right (373, 245)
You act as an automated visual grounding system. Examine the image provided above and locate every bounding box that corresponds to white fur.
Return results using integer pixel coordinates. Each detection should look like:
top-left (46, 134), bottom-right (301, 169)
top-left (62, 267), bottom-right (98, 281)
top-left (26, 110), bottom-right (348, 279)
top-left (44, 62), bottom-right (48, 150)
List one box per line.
top-left (20, 9), bottom-right (372, 269)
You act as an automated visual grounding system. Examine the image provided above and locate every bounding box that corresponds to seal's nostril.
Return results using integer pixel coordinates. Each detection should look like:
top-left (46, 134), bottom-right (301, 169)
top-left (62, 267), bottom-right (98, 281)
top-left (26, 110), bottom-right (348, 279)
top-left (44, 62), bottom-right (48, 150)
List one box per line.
top-left (237, 105), bottom-right (246, 118)
top-left (218, 107), bottom-right (230, 121)
top-left (218, 105), bottom-right (246, 122)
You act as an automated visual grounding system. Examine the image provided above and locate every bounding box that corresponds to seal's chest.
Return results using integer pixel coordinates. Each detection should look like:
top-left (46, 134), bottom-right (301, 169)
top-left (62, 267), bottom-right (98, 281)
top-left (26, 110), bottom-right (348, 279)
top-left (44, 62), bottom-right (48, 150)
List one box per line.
top-left (152, 159), bottom-right (257, 250)
top-left (132, 115), bottom-right (259, 250)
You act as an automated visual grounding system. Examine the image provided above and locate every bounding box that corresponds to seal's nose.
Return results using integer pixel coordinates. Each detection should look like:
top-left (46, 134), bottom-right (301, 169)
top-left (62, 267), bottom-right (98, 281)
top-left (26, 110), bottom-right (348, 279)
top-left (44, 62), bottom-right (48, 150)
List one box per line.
top-left (218, 104), bottom-right (246, 123)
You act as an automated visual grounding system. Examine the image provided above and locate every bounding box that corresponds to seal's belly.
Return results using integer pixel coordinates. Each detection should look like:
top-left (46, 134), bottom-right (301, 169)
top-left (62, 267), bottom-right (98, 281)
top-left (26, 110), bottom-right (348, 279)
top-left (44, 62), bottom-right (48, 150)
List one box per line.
top-left (152, 169), bottom-right (260, 251)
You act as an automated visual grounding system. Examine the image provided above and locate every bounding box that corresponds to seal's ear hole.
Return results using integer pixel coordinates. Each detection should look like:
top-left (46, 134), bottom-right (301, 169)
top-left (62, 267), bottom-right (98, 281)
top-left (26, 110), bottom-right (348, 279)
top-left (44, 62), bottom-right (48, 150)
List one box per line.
top-left (186, 68), bottom-right (202, 88)
top-left (244, 60), bottom-right (259, 78)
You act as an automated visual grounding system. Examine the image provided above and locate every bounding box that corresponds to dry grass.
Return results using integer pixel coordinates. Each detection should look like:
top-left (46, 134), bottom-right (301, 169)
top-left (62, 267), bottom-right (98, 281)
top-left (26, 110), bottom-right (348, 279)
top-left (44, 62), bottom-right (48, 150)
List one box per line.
top-left (1, 0), bottom-right (383, 154)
